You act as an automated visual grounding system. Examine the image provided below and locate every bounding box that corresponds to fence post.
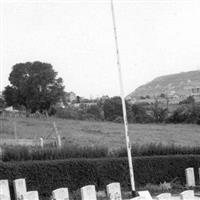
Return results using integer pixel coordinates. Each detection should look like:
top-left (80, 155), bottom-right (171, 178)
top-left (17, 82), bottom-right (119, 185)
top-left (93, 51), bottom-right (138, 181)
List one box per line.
top-left (13, 121), bottom-right (17, 140)
top-left (53, 122), bottom-right (62, 148)
top-left (57, 135), bottom-right (62, 148)
top-left (0, 146), bottom-right (3, 160)
top-left (40, 137), bottom-right (44, 149)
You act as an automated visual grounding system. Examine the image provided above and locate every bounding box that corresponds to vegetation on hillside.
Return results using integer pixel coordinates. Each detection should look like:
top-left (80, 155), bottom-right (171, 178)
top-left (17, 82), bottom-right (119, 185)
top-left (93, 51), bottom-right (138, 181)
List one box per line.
top-left (127, 70), bottom-right (200, 99)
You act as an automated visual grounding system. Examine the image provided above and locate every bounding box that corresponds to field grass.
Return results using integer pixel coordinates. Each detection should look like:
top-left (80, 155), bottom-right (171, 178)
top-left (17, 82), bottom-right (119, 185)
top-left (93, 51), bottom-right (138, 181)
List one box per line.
top-left (0, 116), bottom-right (200, 149)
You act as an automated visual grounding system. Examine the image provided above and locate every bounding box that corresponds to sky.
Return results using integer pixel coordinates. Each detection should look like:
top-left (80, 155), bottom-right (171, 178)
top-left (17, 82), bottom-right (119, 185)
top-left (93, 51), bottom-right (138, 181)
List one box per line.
top-left (1, 0), bottom-right (200, 98)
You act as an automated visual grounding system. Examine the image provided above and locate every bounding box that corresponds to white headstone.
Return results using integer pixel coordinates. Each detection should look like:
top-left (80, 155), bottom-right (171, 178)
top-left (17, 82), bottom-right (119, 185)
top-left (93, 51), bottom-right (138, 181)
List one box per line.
top-left (13, 178), bottom-right (27, 200)
top-left (180, 190), bottom-right (195, 200)
top-left (52, 188), bottom-right (69, 200)
top-left (156, 193), bottom-right (171, 200)
top-left (22, 191), bottom-right (39, 200)
top-left (185, 168), bottom-right (195, 187)
top-left (0, 180), bottom-right (11, 200)
top-left (81, 185), bottom-right (97, 200)
top-left (138, 191), bottom-right (153, 200)
top-left (130, 197), bottom-right (146, 200)
top-left (106, 182), bottom-right (122, 200)
top-left (198, 168), bottom-right (200, 185)
top-left (0, 194), bottom-right (10, 200)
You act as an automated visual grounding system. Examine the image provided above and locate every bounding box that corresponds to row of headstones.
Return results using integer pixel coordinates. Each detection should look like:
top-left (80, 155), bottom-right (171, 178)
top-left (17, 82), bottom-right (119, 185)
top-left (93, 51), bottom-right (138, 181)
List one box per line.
top-left (0, 178), bottom-right (199, 200)
top-left (2, 179), bottom-right (123, 200)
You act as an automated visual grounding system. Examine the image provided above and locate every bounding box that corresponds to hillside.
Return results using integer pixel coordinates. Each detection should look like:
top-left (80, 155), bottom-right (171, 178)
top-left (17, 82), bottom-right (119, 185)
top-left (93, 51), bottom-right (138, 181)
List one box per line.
top-left (127, 70), bottom-right (200, 103)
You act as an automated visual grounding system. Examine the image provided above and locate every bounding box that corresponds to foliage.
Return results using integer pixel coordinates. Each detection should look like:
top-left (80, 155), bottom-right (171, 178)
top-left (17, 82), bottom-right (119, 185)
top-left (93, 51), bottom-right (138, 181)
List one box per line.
top-left (150, 100), bottom-right (168, 123)
top-left (168, 104), bottom-right (200, 124)
top-left (103, 96), bottom-right (123, 121)
top-left (131, 104), bottom-right (153, 123)
top-left (3, 143), bottom-right (200, 162)
top-left (179, 96), bottom-right (195, 105)
top-left (0, 97), bottom-right (6, 109)
top-left (112, 143), bottom-right (200, 157)
top-left (102, 96), bottom-right (132, 122)
top-left (2, 145), bottom-right (108, 162)
top-left (54, 95), bottom-right (200, 124)
top-left (1, 155), bottom-right (200, 198)
top-left (3, 61), bottom-right (65, 112)
top-left (86, 105), bottom-right (104, 120)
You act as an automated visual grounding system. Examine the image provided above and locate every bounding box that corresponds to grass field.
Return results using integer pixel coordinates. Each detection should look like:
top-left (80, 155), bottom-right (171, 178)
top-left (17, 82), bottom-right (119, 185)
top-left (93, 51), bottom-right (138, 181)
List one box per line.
top-left (0, 116), bottom-right (200, 149)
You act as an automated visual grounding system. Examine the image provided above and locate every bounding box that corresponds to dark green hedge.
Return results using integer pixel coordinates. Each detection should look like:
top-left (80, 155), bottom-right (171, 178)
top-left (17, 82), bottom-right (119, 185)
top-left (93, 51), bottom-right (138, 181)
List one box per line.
top-left (1, 155), bottom-right (200, 198)
top-left (4, 143), bottom-right (200, 162)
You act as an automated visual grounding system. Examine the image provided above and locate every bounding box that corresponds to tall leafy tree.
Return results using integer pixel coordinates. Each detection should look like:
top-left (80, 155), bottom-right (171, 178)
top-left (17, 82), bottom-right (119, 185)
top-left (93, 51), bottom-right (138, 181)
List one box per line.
top-left (102, 96), bottom-right (132, 121)
top-left (3, 61), bottom-right (65, 112)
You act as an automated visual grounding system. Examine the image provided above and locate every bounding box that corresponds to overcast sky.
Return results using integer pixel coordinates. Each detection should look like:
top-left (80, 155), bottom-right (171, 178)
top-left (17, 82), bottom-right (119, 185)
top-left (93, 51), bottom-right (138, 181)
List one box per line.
top-left (1, 0), bottom-right (200, 98)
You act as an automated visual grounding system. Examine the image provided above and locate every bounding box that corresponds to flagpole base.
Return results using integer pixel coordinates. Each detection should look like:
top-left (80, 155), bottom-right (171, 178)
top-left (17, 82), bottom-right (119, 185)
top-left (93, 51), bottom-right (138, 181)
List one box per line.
top-left (131, 190), bottom-right (138, 197)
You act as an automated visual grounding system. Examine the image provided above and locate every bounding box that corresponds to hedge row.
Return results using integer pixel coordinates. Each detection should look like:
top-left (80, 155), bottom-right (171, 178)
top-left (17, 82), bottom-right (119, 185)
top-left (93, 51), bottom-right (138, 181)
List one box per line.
top-left (2, 145), bottom-right (108, 162)
top-left (4, 143), bottom-right (200, 162)
top-left (1, 155), bottom-right (200, 198)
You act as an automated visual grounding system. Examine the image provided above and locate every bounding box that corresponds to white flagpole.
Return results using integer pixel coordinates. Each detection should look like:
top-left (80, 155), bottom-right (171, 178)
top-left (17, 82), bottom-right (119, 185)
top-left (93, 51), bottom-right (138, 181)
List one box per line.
top-left (110, 0), bottom-right (136, 196)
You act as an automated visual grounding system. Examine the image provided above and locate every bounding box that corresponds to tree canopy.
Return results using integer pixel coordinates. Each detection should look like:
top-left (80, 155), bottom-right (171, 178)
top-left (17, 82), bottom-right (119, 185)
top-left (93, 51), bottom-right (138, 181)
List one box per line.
top-left (3, 61), bottom-right (65, 112)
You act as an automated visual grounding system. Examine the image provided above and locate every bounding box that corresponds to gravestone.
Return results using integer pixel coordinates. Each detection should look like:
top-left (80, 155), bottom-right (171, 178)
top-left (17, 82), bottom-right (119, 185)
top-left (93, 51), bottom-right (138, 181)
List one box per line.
top-left (52, 188), bottom-right (69, 200)
top-left (13, 178), bottom-right (27, 200)
top-left (0, 194), bottom-right (10, 200)
top-left (198, 168), bottom-right (200, 185)
top-left (156, 193), bottom-right (171, 200)
top-left (81, 185), bottom-right (97, 200)
top-left (130, 197), bottom-right (146, 200)
top-left (0, 180), bottom-right (11, 200)
top-left (106, 182), bottom-right (122, 200)
top-left (22, 191), bottom-right (39, 200)
top-left (185, 168), bottom-right (195, 187)
top-left (138, 191), bottom-right (153, 200)
top-left (180, 190), bottom-right (195, 200)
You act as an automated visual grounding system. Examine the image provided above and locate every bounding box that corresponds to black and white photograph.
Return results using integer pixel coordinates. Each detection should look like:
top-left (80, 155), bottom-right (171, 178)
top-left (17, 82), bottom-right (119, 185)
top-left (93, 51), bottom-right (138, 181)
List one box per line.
top-left (0, 0), bottom-right (200, 199)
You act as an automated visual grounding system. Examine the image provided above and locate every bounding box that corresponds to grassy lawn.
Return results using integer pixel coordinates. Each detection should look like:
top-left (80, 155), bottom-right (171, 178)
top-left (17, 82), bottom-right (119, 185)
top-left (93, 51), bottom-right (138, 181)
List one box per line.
top-left (0, 116), bottom-right (200, 149)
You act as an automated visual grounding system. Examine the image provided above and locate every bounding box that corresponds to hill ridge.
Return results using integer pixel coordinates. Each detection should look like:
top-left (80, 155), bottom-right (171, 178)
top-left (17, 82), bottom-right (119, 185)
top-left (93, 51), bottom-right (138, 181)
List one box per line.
top-left (127, 70), bottom-right (200, 103)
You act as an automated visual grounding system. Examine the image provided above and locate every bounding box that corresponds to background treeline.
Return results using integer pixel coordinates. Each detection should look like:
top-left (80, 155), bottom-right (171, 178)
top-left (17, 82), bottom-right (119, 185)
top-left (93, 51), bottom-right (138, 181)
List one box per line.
top-left (3, 143), bottom-right (200, 162)
top-left (55, 96), bottom-right (200, 124)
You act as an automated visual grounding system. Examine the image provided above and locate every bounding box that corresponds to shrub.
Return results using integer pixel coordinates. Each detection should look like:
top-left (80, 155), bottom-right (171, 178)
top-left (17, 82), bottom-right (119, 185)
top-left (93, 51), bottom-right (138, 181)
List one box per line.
top-left (86, 105), bottom-right (103, 120)
top-left (168, 104), bottom-right (200, 124)
top-left (3, 143), bottom-right (200, 162)
top-left (131, 104), bottom-right (153, 123)
top-left (113, 143), bottom-right (200, 157)
top-left (1, 155), bottom-right (200, 198)
top-left (2, 145), bottom-right (109, 162)
top-left (113, 116), bottom-right (123, 123)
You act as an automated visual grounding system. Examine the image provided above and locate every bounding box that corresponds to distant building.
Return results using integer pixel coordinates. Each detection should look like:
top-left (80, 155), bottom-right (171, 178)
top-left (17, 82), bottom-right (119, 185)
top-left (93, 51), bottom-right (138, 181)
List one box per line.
top-left (190, 86), bottom-right (200, 102)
